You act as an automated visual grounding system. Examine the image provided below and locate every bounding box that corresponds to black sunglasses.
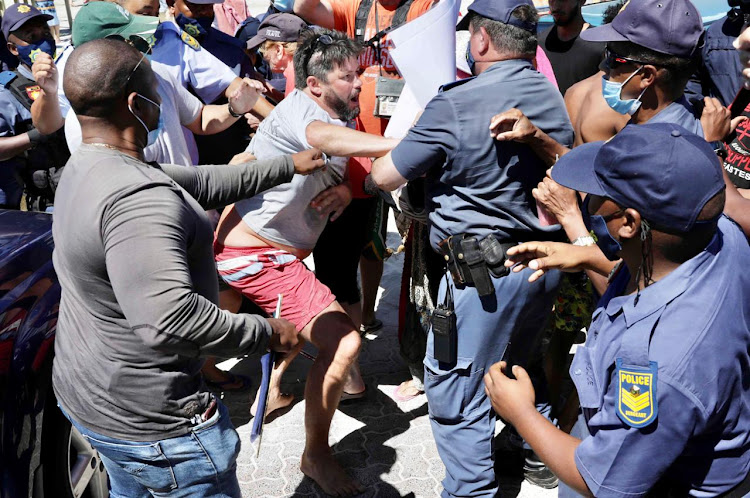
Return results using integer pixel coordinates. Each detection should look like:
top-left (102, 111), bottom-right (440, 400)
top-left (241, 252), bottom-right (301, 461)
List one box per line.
top-left (603, 48), bottom-right (645, 70)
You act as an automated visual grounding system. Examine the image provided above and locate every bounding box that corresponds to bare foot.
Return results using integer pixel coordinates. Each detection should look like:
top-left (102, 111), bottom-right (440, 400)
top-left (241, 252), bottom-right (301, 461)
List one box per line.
top-left (251, 389), bottom-right (294, 417)
top-left (301, 450), bottom-right (364, 496)
top-left (394, 379), bottom-right (424, 402)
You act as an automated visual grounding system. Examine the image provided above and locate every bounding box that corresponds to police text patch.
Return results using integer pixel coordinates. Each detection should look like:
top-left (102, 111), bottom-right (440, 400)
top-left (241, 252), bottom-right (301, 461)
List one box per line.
top-left (615, 358), bottom-right (658, 428)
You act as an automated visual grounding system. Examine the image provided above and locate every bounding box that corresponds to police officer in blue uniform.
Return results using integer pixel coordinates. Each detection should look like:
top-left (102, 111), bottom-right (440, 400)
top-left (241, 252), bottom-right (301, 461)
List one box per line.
top-left (168, 0), bottom-right (269, 164)
top-left (0, 4), bottom-right (68, 210)
top-left (488, 122), bottom-right (750, 497)
top-left (686, 2), bottom-right (744, 108)
top-left (169, 0), bottom-right (255, 78)
top-left (370, 0), bottom-right (573, 495)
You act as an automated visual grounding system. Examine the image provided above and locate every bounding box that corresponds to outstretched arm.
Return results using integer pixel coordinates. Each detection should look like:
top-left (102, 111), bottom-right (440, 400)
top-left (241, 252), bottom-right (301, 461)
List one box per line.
top-left (160, 149), bottom-right (325, 209)
top-left (187, 78), bottom-right (266, 135)
top-left (306, 120), bottom-right (399, 157)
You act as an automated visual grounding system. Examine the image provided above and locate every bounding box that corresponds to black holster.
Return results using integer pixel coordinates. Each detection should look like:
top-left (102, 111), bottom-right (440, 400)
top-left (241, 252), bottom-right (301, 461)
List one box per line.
top-left (437, 234), bottom-right (513, 297)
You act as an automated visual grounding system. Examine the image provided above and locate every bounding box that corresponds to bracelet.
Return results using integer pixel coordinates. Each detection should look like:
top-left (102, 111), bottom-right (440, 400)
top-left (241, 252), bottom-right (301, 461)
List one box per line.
top-left (571, 235), bottom-right (596, 247)
top-left (227, 101), bottom-right (244, 118)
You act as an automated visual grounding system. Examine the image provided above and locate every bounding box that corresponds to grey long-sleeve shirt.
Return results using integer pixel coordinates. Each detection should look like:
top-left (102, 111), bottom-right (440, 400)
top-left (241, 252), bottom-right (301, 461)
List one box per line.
top-left (51, 144), bottom-right (295, 441)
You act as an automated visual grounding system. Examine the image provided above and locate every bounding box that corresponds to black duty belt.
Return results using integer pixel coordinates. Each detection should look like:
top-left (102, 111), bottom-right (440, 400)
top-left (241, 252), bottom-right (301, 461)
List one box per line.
top-left (437, 234), bottom-right (514, 297)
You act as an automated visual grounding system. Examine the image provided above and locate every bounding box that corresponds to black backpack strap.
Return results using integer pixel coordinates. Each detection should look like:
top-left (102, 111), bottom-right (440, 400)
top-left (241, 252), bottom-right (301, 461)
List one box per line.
top-left (354, 0), bottom-right (375, 43)
top-left (391, 0), bottom-right (415, 29)
top-left (357, 0), bottom-right (415, 45)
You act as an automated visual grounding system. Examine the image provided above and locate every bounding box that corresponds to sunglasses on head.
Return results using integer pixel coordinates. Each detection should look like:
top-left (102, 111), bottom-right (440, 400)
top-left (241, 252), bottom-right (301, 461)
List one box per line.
top-left (304, 33), bottom-right (334, 73)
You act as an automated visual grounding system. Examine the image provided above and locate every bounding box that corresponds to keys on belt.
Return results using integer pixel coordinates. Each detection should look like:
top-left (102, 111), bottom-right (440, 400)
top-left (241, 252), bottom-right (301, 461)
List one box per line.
top-left (437, 234), bottom-right (512, 297)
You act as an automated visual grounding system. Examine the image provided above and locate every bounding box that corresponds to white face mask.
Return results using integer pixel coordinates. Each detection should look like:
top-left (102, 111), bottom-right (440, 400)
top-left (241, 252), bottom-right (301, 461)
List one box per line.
top-left (601, 66), bottom-right (647, 115)
top-left (128, 94), bottom-right (162, 146)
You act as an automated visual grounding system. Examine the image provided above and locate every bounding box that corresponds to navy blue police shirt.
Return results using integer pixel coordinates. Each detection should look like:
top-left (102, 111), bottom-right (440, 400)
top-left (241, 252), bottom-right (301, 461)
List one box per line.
top-left (686, 14), bottom-right (742, 108)
top-left (646, 96), bottom-right (704, 137)
top-left (201, 26), bottom-right (255, 79)
top-left (390, 59), bottom-right (574, 251)
top-left (569, 216), bottom-right (750, 496)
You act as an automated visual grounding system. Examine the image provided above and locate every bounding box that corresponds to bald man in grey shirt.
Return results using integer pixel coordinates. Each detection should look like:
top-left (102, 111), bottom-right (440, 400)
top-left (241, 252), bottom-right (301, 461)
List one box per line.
top-left (50, 39), bottom-right (324, 497)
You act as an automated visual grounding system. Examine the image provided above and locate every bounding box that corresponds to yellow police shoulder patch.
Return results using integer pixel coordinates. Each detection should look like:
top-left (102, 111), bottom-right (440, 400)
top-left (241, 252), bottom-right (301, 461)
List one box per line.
top-left (180, 31), bottom-right (201, 51)
top-left (616, 358), bottom-right (658, 428)
top-left (17, 5), bottom-right (31, 13)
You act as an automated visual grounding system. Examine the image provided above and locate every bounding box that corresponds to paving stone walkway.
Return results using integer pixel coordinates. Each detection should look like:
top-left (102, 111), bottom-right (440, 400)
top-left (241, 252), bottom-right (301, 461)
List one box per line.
top-left (215, 227), bottom-right (558, 498)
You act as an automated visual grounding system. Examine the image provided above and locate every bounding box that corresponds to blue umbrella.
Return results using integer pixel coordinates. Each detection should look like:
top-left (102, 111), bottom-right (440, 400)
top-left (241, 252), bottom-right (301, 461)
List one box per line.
top-left (251, 294), bottom-right (282, 456)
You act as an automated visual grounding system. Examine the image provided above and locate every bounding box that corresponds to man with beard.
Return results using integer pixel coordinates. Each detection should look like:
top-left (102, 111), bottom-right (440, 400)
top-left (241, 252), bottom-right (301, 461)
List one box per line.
top-left (538, 0), bottom-right (605, 96)
top-left (213, 29), bottom-right (398, 497)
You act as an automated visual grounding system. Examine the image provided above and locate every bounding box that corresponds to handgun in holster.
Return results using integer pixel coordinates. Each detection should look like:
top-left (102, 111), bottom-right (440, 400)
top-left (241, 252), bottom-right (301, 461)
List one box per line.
top-left (438, 234), bottom-right (512, 297)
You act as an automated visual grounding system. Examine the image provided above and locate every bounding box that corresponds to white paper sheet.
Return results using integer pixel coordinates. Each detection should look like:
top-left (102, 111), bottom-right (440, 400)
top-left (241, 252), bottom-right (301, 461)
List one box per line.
top-left (383, 0), bottom-right (459, 139)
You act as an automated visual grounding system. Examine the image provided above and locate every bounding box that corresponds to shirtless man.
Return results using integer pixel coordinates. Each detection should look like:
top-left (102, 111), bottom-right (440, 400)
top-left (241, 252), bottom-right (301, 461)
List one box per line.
top-left (214, 30), bottom-right (397, 496)
top-left (564, 71), bottom-right (628, 146)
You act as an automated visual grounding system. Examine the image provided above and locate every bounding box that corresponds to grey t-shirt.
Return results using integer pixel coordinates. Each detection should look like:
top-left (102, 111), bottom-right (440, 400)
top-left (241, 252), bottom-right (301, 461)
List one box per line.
top-left (234, 89), bottom-right (349, 250)
top-left (51, 144), bottom-right (294, 441)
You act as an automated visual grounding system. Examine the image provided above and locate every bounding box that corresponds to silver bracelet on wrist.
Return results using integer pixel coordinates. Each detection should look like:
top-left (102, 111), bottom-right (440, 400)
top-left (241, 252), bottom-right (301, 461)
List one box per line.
top-left (571, 235), bottom-right (596, 247)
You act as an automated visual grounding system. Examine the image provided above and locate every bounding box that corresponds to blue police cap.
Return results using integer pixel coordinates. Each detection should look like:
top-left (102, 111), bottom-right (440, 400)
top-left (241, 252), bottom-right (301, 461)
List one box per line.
top-left (580, 0), bottom-right (703, 58)
top-left (2, 4), bottom-right (53, 40)
top-left (551, 123), bottom-right (725, 233)
top-left (456, 0), bottom-right (536, 33)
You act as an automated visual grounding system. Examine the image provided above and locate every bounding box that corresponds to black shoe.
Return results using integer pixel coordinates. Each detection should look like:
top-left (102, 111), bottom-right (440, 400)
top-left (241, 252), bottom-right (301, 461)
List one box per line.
top-left (523, 450), bottom-right (559, 489)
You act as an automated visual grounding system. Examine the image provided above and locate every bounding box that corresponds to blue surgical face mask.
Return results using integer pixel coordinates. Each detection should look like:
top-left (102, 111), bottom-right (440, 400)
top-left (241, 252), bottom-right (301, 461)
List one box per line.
top-left (128, 94), bottom-right (162, 147)
top-left (16, 38), bottom-right (56, 67)
top-left (601, 66), bottom-right (647, 115)
top-left (582, 196), bottom-right (623, 261)
top-left (466, 41), bottom-right (476, 76)
top-left (175, 14), bottom-right (211, 41)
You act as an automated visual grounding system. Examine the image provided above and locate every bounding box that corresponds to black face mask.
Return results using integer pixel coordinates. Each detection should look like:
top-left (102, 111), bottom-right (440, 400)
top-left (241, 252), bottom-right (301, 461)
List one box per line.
top-left (175, 14), bottom-right (212, 41)
top-left (582, 196), bottom-right (623, 261)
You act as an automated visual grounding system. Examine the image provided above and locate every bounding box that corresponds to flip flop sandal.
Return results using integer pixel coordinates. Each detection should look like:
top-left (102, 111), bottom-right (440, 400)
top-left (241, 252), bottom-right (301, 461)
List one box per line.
top-left (359, 319), bottom-right (383, 334)
top-left (205, 372), bottom-right (252, 393)
top-left (340, 385), bottom-right (368, 402)
top-left (393, 381), bottom-right (424, 402)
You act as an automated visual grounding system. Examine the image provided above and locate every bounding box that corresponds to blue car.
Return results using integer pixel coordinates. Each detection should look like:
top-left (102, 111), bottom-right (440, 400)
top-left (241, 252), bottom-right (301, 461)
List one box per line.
top-left (537, 0), bottom-right (729, 30)
top-left (0, 210), bottom-right (108, 498)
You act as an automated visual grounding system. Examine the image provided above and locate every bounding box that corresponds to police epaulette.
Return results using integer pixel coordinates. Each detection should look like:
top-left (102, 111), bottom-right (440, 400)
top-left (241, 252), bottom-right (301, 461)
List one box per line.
top-left (438, 76), bottom-right (475, 93)
top-left (0, 71), bottom-right (17, 88)
top-left (180, 30), bottom-right (201, 51)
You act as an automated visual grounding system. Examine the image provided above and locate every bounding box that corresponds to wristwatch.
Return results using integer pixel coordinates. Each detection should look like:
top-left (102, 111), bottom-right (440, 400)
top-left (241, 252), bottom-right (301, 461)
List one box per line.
top-left (228, 101), bottom-right (244, 118)
top-left (571, 235), bottom-right (596, 247)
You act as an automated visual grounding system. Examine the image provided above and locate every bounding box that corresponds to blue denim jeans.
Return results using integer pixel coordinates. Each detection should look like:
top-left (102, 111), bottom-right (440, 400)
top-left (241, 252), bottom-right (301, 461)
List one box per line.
top-left (60, 402), bottom-right (242, 498)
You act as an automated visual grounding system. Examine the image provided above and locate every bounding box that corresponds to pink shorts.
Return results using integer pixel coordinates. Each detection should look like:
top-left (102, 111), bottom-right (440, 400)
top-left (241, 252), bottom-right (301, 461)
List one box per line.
top-left (214, 244), bottom-right (336, 331)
